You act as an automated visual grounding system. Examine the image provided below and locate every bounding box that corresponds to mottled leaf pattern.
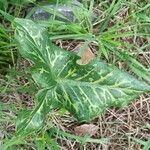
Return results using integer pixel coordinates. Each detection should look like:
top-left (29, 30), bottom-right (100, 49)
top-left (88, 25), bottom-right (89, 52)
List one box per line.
top-left (14, 18), bottom-right (150, 134)
top-left (15, 88), bottom-right (55, 137)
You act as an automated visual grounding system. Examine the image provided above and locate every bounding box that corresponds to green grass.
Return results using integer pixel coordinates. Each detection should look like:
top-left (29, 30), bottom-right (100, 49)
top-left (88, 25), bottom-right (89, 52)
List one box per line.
top-left (0, 0), bottom-right (150, 149)
top-left (0, 24), bottom-right (15, 74)
top-left (28, 0), bottom-right (149, 82)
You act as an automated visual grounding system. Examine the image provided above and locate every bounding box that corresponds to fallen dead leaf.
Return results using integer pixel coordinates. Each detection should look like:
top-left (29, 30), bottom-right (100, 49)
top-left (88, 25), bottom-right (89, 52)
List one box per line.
top-left (74, 124), bottom-right (99, 136)
top-left (73, 43), bottom-right (95, 65)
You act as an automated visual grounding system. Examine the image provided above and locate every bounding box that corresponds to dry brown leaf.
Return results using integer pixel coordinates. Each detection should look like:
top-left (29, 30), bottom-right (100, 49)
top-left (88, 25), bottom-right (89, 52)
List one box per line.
top-left (80, 46), bottom-right (95, 64)
top-left (74, 124), bottom-right (99, 136)
top-left (73, 43), bottom-right (95, 65)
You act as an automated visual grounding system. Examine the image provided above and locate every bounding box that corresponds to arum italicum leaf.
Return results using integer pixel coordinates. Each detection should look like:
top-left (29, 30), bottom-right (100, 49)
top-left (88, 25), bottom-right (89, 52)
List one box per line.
top-left (14, 18), bottom-right (150, 135)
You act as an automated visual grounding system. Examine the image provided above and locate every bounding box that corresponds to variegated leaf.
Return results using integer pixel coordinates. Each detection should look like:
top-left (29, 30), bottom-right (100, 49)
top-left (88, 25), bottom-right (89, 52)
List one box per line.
top-left (14, 18), bottom-right (150, 133)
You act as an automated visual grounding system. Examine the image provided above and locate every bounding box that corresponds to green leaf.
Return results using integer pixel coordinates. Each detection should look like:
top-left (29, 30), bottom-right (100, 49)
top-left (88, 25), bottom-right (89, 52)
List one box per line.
top-left (131, 137), bottom-right (150, 150)
top-left (0, 0), bottom-right (8, 11)
top-left (44, 132), bottom-right (60, 150)
top-left (16, 88), bottom-right (56, 136)
top-left (13, 18), bottom-right (150, 137)
top-left (97, 38), bottom-right (109, 60)
top-left (143, 138), bottom-right (150, 150)
top-left (0, 9), bottom-right (15, 22)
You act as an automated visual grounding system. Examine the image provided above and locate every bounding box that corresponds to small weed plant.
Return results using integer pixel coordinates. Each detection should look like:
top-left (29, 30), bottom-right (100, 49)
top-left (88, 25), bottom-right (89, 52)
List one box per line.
top-left (0, 0), bottom-right (150, 149)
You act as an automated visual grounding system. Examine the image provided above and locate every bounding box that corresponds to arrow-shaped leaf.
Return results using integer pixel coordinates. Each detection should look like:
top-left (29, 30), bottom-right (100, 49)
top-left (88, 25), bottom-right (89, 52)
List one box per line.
top-left (13, 18), bottom-right (150, 136)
